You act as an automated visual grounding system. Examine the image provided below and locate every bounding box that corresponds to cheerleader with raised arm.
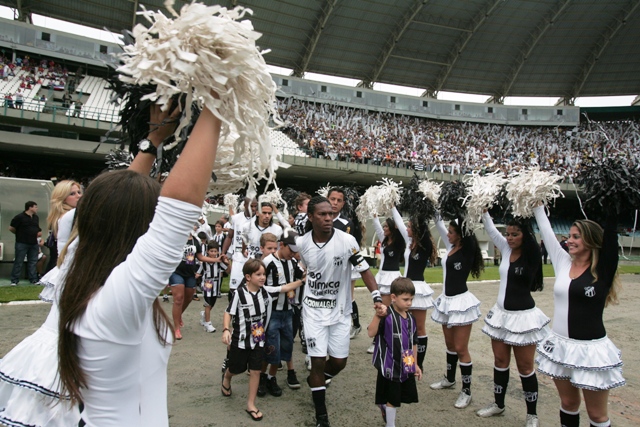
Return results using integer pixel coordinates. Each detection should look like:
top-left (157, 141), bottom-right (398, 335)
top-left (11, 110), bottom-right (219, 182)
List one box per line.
top-left (391, 205), bottom-right (436, 372)
top-left (367, 212), bottom-right (405, 354)
top-left (477, 212), bottom-right (549, 427)
top-left (534, 204), bottom-right (623, 427)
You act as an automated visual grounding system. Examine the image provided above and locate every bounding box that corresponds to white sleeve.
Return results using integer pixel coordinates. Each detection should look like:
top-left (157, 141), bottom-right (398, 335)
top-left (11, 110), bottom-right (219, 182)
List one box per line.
top-left (533, 205), bottom-right (570, 267)
top-left (435, 217), bottom-right (452, 251)
top-left (57, 208), bottom-right (75, 252)
top-left (391, 207), bottom-right (409, 244)
top-left (77, 197), bottom-right (201, 344)
top-left (481, 212), bottom-right (508, 253)
top-left (372, 216), bottom-right (385, 242)
top-left (276, 212), bottom-right (288, 227)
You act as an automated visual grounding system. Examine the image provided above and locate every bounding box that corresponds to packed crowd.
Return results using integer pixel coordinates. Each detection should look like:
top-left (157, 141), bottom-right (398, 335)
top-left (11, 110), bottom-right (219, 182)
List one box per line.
top-left (1, 55), bottom-right (71, 90)
top-left (278, 98), bottom-right (640, 177)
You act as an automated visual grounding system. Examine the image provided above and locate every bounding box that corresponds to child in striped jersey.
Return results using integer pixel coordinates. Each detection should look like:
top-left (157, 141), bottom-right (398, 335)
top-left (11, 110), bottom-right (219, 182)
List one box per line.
top-left (221, 258), bottom-right (304, 422)
top-left (197, 242), bottom-right (228, 332)
top-left (369, 277), bottom-right (422, 427)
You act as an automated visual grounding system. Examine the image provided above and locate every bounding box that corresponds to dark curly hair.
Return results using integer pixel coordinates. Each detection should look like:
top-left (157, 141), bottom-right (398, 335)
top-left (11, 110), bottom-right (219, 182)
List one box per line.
top-left (409, 216), bottom-right (437, 266)
top-left (382, 218), bottom-right (406, 255)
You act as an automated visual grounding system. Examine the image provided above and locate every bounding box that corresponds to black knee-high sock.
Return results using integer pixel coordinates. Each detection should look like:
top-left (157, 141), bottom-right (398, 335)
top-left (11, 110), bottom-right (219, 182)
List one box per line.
top-left (520, 371), bottom-right (538, 415)
top-left (446, 350), bottom-right (458, 383)
top-left (311, 386), bottom-right (327, 417)
top-left (417, 336), bottom-right (428, 371)
top-left (460, 362), bottom-right (472, 395)
top-left (560, 408), bottom-right (580, 427)
top-left (493, 366), bottom-right (509, 408)
top-left (351, 300), bottom-right (360, 328)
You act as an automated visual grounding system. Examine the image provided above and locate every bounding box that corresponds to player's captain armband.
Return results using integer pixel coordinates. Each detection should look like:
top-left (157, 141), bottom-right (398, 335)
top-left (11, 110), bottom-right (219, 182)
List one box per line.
top-left (371, 290), bottom-right (382, 304)
top-left (348, 248), bottom-right (365, 267)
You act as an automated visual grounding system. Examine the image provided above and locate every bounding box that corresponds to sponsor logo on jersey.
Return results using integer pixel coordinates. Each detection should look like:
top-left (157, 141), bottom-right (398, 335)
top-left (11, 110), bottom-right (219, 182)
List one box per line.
top-left (303, 296), bottom-right (338, 309)
top-left (584, 286), bottom-right (595, 297)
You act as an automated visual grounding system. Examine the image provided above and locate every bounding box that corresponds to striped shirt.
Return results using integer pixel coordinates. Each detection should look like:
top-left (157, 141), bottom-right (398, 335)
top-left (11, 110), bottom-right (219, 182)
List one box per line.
top-left (226, 283), bottom-right (276, 350)
top-left (197, 261), bottom-right (227, 297)
top-left (294, 212), bottom-right (308, 235)
top-left (211, 232), bottom-right (225, 247)
top-left (263, 253), bottom-right (305, 311)
top-left (372, 305), bottom-right (417, 382)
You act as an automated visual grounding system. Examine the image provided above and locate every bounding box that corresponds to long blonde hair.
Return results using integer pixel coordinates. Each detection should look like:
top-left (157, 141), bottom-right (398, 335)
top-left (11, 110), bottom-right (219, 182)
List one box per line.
top-left (572, 219), bottom-right (621, 306)
top-left (47, 180), bottom-right (81, 237)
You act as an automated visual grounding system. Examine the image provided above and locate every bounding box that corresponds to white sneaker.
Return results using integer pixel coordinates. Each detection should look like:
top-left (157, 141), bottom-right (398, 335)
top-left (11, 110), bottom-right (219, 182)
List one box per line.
top-left (305, 355), bottom-right (312, 371)
top-left (525, 414), bottom-right (539, 427)
top-left (350, 325), bottom-right (361, 339)
top-left (454, 392), bottom-right (472, 409)
top-left (476, 402), bottom-right (505, 417)
top-left (200, 311), bottom-right (206, 326)
top-left (367, 343), bottom-right (375, 354)
top-left (429, 376), bottom-right (456, 390)
top-left (203, 322), bottom-right (216, 333)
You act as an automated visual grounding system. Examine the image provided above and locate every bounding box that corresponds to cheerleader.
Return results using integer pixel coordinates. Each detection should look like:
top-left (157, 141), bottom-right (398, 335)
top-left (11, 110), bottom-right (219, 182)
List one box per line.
top-left (368, 212), bottom-right (405, 354)
top-left (430, 216), bottom-right (483, 409)
top-left (477, 212), bottom-right (549, 427)
top-left (391, 205), bottom-right (436, 372)
top-left (534, 205), bottom-right (623, 427)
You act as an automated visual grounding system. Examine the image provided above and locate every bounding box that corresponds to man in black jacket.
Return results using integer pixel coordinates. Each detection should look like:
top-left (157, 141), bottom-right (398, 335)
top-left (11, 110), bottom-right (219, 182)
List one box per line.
top-left (9, 201), bottom-right (41, 285)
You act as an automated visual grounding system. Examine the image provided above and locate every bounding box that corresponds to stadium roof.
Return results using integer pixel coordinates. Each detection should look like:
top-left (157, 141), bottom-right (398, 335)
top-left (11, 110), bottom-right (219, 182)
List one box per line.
top-left (4, 0), bottom-right (640, 102)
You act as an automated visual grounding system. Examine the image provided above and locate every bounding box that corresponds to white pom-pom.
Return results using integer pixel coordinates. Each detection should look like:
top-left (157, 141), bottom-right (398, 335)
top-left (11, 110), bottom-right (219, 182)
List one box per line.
top-left (119, 1), bottom-right (280, 196)
top-left (418, 179), bottom-right (442, 206)
top-left (506, 167), bottom-right (564, 218)
top-left (258, 188), bottom-right (289, 218)
top-left (356, 178), bottom-right (401, 223)
top-left (317, 183), bottom-right (331, 199)
top-left (223, 194), bottom-right (239, 212)
top-left (462, 171), bottom-right (506, 229)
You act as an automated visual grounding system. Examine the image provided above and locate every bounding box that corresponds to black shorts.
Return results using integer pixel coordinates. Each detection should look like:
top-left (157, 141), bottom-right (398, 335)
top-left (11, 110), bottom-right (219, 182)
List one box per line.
top-left (375, 370), bottom-right (418, 407)
top-left (203, 293), bottom-right (218, 308)
top-left (227, 345), bottom-right (264, 374)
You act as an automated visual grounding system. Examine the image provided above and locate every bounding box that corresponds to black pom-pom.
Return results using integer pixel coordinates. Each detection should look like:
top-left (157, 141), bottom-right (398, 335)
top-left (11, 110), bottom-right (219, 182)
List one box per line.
top-left (398, 174), bottom-right (437, 221)
top-left (281, 188), bottom-right (300, 213)
top-left (105, 148), bottom-right (133, 170)
top-left (575, 158), bottom-right (640, 216)
top-left (438, 181), bottom-right (468, 221)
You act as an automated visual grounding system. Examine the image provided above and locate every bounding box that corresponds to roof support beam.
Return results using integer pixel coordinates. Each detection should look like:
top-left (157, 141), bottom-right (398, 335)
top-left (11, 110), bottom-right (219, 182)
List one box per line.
top-left (361, 0), bottom-right (431, 87)
top-left (16, 0), bottom-right (32, 23)
top-left (570, 0), bottom-right (640, 99)
top-left (292, 0), bottom-right (338, 78)
top-left (632, 95), bottom-right (640, 106)
top-left (429, 0), bottom-right (503, 97)
top-left (493, 0), bottom-right (572, 101)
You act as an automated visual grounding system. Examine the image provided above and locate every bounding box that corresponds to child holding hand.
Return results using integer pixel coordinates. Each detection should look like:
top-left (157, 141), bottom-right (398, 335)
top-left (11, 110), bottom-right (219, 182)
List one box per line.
top-left (369, 277), bottom-right (422, 427)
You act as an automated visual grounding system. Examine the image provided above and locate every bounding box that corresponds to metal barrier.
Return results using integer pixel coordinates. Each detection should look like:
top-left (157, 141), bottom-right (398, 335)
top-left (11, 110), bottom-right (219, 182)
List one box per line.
top-left (1, 98), bottom-right (120, 126)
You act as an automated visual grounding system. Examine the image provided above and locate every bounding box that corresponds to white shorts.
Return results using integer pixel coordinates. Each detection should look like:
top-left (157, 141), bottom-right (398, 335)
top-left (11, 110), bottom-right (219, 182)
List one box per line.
top-left (303, 314), bottom-right (351, 359)
top-left (229, 253), bottom-right (248, 290)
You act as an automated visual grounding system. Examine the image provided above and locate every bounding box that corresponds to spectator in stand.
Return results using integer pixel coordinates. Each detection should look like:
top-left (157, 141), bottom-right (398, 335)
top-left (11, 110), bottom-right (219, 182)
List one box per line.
top-left (14, 90), bottom-right (23, 109)
top-left (73, 100), bottom-right (82, 118)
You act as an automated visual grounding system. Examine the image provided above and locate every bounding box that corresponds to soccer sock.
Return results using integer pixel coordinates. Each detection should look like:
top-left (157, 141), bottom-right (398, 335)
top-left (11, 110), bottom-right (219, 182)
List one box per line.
top-left (417, 336), bottom-right (428, 371)
top-left (520, 371), bottom-right (538, 415)
top-left (385, 406), bottom-right (397, 427)
top-left (311, 386), bottom-right (327, 417)
top-left (589, 419), bottom-right (611, 427)
top-left (459, 362), bottom-right (473, 395)
top-left (493, 366), bottom-right (510, 409)
top-left (446, 350), bottom-right (458, 383)
top-left (351, 300), bottom-right (360, 328)
top-left (560, 408), bottom-right (580, 427)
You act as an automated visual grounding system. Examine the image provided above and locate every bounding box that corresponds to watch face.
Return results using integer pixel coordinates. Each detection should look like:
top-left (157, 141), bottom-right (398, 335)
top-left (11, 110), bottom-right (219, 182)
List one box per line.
top-left (140, 140), bottom-right (150, 151)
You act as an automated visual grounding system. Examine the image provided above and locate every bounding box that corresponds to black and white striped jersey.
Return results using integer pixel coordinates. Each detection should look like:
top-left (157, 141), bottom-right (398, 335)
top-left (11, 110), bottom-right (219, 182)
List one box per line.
top-left (225, 283), bottom-right (273, 350)
top-left (197, 261), bottom-right (227, 297)
top-left (263, 253), bottom-right (305, 311)
top-left (297, 229), bottom-right (368, 326)
top-left (294, 212), bottom-right (308, 235)
top-left (211, 232), bottom-right (225, 247)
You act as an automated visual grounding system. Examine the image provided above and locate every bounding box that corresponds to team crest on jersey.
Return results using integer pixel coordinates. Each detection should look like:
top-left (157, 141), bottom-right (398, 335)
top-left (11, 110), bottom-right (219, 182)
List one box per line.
top-left (388, 250), bottom-right (394, 257)
top-left (543, 340), bottom-right (555, 353)
top-left (412, 252), bottom-right (420, 260)
top-left (584, 286), bottom-right (596, 297)
top-left (307, 337), bottom-right (316, 349)
top-left (333, 256), bottom-right (343, 266)
top-left (514, 267), bottom-right (524, 275)
top-left (454, 262), bottom-right (462, 270)
top-left (351, 248), bottom-right (359, 254)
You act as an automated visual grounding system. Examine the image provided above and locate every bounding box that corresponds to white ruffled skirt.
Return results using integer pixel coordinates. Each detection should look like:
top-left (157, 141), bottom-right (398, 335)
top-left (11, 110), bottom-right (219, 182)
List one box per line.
top-left (410, 281), bottom-right (434, 310)
top-left (482, 304), bottom-right (550, 346)
top-left (431, 291), bottom-right (481, 327)
top-left (376, 270), bottom-right (402, 295)
top-left (536, 331), bottom-right (625, 391)
top-left (0, 325), bottom-right (80, 427)
top-left (37, 267), bottom-right (60, 303)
